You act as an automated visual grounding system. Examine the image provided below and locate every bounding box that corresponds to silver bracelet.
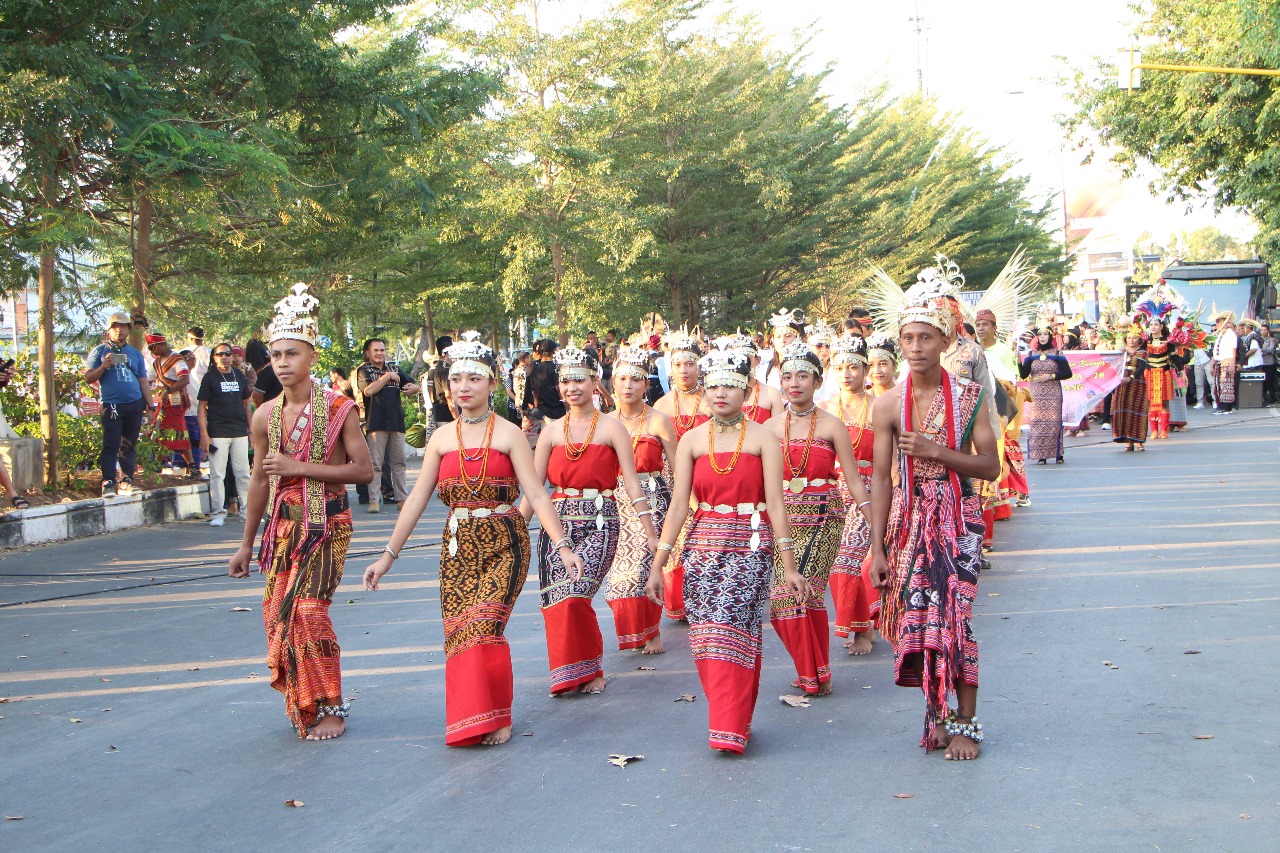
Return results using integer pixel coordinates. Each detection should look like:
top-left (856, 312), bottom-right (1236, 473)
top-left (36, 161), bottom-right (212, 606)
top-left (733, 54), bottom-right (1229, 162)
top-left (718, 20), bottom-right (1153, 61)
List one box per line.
top-left (630, 495), bottom-right (650, 505)
top-left (383, 545), bottom-right (400, 560)
top-left (552, 536), bottom-right (571, 551)
top-left (636, 509), bottom-right (655, 518)
top-left (856, 501), bottom-right (870, 511)
top-left (656, 542), bottom-right (674, 552)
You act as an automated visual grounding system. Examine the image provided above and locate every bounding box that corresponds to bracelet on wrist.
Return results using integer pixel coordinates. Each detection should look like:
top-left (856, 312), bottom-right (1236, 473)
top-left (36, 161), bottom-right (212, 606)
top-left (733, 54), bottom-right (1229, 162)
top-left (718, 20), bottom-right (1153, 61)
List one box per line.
top-left (630, 495), bottom-right (650, 505)
top-left (856, 501), bottom-right (870, 510)
top-left (656, 542), bottom-right (674, 552)
top-left (383, 545), bottom-right (400, 560)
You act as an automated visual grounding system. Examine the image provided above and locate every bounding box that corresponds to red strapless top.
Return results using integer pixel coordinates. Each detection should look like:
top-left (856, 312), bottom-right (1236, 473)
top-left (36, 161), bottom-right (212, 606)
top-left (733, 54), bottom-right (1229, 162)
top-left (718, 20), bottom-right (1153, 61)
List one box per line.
top-left (848, 421), bottom-right (873, 464)
top-left (783, 438), bottom-right (837, 481)
top-left (631, 434), bottom-right (664, 474)
top-left (674, 413), bottom-right (709, 440)
top-left (439, 448), bottom-right (517, 481)
top-left (547, 443), bottom-right (618, 491)
top-left (693, 453), bottom-right (767, 507)
top-left (747, 405), bottom-right (772, 424)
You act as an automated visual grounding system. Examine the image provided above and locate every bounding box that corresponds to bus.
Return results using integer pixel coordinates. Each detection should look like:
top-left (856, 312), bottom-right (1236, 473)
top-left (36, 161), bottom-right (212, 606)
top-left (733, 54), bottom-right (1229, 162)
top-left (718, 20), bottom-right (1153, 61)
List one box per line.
top-left (1149, 259), bottom-right (1275, 326)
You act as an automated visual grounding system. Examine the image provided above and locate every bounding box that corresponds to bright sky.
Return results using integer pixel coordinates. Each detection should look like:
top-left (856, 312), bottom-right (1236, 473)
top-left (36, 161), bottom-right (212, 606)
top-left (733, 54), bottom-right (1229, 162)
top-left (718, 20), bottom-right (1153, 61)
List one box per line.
top-left (715, 0), bottom-right (1255, 241)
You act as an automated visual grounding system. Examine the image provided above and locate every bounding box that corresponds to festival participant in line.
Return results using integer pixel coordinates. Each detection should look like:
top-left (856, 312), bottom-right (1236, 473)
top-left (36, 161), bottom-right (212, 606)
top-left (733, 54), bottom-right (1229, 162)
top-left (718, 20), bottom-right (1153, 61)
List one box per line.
top-left (820, 334), bottom-right (879, 654)
top-left (997, 380), bottom-right (1033, 509)
top-left (1019, 328), bottom-right (1072, 465)
top-left (764, 340), bottom-right (869, 694)
top-left (645, 346), bottom-right (805, 754)
top-left (653, 329), bottom-right (706, 621)
top-left (1111, 331), bottom-right (1151, 451)
top-left (603, 345), bottom-right (677, 654)
top-left (1210, 312), bottom-right (1239, 415)
top-left (865, 333), bottom-right (900, 398)
top-left (805, 320), bottom-right (839, 403)
top-left (976, 309), bottom-right (1017, 384)
top-left (362, 333), bottom-right (583, 746)
top-left (725, 332), bottom-right (784, 422)
top-left (228, 283), bottom-right (374, 741)
top-left (146, 333), bottom-right (196, 478)
top-left (521, 345), bottom-right (657, 696)
top-left (867, 279), bottom-right (1000, 761)
top-left (1142, 319), bottom-right (1188, 438)
top-left (764, 308), bottom-right (805, 388)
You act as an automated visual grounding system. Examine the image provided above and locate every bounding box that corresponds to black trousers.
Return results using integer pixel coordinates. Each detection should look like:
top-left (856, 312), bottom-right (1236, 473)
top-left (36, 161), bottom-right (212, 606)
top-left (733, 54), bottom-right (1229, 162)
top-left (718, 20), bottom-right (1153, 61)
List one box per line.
top-left (99, 398), bottom-right (145, 482)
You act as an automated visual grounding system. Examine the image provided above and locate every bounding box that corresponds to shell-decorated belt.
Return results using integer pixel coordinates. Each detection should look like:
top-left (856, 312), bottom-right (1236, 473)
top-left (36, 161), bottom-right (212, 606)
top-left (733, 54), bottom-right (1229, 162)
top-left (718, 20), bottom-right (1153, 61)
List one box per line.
top-left (447, 504), bottom-right (516, 555)
top-left (696, 501), bottom-right (767, 551)
top-left (552, 488), bottom-right (615, 531)
top-left (782, 477), bottom-right (833, 493)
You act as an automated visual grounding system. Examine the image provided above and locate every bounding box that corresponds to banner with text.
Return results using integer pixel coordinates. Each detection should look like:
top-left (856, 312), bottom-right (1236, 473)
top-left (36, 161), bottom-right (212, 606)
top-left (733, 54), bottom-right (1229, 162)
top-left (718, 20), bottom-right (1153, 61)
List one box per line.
top-left (1020, 350), bottom-right (1128, 427)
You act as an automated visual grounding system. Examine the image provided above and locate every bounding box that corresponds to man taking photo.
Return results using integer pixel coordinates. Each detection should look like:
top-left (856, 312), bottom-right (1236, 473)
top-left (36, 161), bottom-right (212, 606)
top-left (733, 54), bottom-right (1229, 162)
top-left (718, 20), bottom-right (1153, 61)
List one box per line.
top-left (356, 338), bottom-right (419, 512)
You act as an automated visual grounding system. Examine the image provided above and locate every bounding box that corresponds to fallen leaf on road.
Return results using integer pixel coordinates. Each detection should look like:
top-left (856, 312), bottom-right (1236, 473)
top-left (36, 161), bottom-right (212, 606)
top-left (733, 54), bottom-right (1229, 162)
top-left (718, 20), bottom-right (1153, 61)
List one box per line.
top-left (346, 600), bottom-right (356, 605)
top-left (69, 718), bottom-right (81, 724)
top-left (893, 793), bottom-right (915, 799)
top-left (987, 593), bottom-right (1000, 597)
top-left (521, 732), bottom-right (533, 737)
top-left (101, 708), bottom-right (110, 713)
top-left (674, 694), bottom-right (696, 703)
top-left (1193, 734), bottom-right (1214, 740)
top-left (108, 745), bottom-right (118, 751)
top-left (100, 678), bottom-right (111, 683)
top-left (284, 800), bottom-right (304, 808)
top-left (607, 754), bottom-right (643, 767)
top-left (1184, 649), bottom-right (1201, 655)
top-left (229, 607), bottom-right (252, 612)
top-left (1240, 814), bottom-right (1251, 820)
top-left (779, 695), bottom-right (811, 708)
top-left (637, 665), bottom-right (656, 671)
top-left (187, 667), bottom-right (200, 672)
top-left (1109, 665), bottom-right (1120, 670)
top-left (5, 816), bottom-right (22, 821)
top-left (1102, 660), bottom-right (1113, 666)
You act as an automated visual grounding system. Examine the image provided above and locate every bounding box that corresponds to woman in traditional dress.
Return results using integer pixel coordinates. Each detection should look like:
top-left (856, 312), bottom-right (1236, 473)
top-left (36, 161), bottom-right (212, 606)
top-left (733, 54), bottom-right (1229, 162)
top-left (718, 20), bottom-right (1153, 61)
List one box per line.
top-left (727, 332), bottom-right (784, 423)
top-left (820, 335), bottom-right (878, 655)
top-left (1019, 328), bottom-right (1071, 465)
top-left (653, 330), bottom-right (707, 621)
top-left (1111, 331), bottom-right (1150, 451)
top-left (363, 334), bottom-right (584, 746)
top-left (997, 380), bottom-right (1033, 508)
top-left (764, 342), bottom-right (869, 696)
top-left (646, 345), bottom-right (805, 754)
top-left (865, 333), bottom-right (900, 398)
top-left (521, 345), bottom-right (657, 696)
top-left (764, 308), bottom-right (804, 389)
top-left (603, 345), bottom-right (677, 654)
top-left (1142, 320), bottom-right (1184, 439)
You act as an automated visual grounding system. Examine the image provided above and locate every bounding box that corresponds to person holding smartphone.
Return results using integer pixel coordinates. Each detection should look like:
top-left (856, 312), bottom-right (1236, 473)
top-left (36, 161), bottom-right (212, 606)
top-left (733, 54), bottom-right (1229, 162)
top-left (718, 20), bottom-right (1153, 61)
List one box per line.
top-left (355, 338), bottom-right (419, 512)
top-left (83, 313), bottom-right (154, 497)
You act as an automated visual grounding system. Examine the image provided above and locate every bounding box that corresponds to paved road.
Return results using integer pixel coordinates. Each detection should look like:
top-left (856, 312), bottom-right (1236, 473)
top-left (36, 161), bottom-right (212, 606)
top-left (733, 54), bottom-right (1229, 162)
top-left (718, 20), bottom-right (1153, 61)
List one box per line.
top-left (2, 409), bottom-right (1278, 851)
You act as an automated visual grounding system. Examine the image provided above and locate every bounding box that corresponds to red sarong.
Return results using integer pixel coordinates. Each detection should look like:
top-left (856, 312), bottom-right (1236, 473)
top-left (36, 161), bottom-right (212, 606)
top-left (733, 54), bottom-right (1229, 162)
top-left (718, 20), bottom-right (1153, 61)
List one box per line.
top-left (543, 598), bottom-right (604, 694)
top-left (445, 639), bottom-right (514, 745)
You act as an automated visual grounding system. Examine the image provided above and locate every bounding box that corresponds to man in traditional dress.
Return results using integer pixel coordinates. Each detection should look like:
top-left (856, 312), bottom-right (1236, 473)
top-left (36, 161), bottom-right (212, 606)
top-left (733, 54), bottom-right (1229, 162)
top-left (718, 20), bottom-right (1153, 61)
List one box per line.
top-left (868, 275), bottom-right (1000, 760)
top-left (229, 283), bottom-right (374, 741)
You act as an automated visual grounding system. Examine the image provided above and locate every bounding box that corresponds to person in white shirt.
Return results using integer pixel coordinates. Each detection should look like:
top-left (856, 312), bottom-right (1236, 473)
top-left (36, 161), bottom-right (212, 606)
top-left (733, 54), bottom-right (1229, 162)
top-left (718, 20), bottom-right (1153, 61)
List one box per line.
top-left (1191, 347), bottom-right (1214, 409)
top-left (1210, 311), bottom-right (1239, 414)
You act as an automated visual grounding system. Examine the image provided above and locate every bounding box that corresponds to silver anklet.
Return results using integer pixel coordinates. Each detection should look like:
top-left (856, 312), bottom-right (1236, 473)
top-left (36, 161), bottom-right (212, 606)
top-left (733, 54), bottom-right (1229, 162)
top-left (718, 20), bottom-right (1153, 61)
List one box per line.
top-left (943, 711), bottom-right (983, 742)
top-left (317, 701), bottom-right (351, 719)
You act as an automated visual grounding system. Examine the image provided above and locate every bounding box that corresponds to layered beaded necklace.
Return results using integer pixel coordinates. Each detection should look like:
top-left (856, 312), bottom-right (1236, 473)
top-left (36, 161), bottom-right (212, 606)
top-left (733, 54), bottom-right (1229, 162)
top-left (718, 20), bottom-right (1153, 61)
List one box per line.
top-left (563, 408), bottom-right (600, 462)
top-left (455, 412), bottom-right (495, 497)
top-left (742, 382), bottom-right (762, 420)
top-left (707, 413), bottom-right (747, 475)
top-left (617, 404), bottom-right (648, 452)
top-left (839, 391), bottom-right (871, 451)
top-left (783, 403), bottom-right (819, 483)
top-left (672, 383), bottom-right (701, 433)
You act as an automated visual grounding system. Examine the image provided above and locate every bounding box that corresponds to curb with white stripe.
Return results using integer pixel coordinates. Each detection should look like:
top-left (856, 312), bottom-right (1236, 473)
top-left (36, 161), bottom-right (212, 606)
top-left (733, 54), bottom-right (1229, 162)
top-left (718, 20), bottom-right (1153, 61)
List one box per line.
top-left (0, 484), bottom-right (211, 549)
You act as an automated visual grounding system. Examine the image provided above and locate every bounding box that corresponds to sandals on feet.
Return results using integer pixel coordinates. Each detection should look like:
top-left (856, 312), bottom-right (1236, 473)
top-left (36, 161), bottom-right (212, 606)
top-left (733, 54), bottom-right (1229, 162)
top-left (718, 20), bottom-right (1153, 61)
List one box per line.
top-left (10, 496), bottom-right (29, 510)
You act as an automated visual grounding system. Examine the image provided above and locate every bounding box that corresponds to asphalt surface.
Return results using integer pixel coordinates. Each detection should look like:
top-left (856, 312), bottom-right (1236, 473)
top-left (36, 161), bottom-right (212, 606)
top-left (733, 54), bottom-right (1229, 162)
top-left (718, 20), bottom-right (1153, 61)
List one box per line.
top-left (2, 409), bottom-right (1278, 852)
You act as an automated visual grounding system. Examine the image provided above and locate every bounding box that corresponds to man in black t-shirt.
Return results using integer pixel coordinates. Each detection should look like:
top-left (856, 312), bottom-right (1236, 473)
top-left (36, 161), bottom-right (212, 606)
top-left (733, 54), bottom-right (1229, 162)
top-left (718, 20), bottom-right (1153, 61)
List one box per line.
top-left (197, 342), bottom-right (253, 527)
top-left (355, 337), bottom-right (420, 512)
top-left (522, 339), bottom-right (565, 419)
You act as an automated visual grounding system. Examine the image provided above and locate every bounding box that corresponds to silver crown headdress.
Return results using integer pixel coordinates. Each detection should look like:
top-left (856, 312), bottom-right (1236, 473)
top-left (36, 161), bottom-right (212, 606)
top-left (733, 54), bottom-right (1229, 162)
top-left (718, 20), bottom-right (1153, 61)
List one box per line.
top-left (268, 282), bottom-right (320, 347)
top-left (699, 343), bottom-right (751, 390)
top-left (779, 340), bottom-right (821, 377)
top-left (830, 334), bottom-right (868, 366)
top-left (769, 307), bottom-right (803, 330)
top-left (554, 343), bottom-right (598, 381)
top-left (864, 332), bottom-right (899, 364)
top-left (804, 319), bottom-right (836, 347)
top-left (665, 326), bottom-right (702, 364)
top-left (445, 331), bottom-right (494, 379)
top-left (614, 344), bottom-right (649, 381)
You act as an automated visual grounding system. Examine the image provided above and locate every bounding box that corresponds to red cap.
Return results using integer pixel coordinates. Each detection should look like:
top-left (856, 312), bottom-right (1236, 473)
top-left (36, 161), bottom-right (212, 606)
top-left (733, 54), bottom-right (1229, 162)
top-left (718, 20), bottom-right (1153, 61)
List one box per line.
top-left (648, 334), bottom-right (661, 349)
top-left (231, 345), bottom-right (245, 356)
top-left (144, 333), bottom-right (166, 346)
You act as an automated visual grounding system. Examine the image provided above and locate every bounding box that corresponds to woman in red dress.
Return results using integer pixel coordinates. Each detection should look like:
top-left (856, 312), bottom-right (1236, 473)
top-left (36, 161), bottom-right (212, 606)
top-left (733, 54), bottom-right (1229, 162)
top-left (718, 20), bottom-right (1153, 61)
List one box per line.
top-left (820, 334), bottom-right (879, 655)
top-left (647, 344), bottom-right (805, 754)
top-left (765, 341), bottom-right (870, 695)
top-left (653, 330), bottom-right (707, 621)
top-left (364, 333), bottom-right (584, 746)
top-left (523, 344), bottom-right (657, 696)
top-left (604, 345), bottom-right (677, 653)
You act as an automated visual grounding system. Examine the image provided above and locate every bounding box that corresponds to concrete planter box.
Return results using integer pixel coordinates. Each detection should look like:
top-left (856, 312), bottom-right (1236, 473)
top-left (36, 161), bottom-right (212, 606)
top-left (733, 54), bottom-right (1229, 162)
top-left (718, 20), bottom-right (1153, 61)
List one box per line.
top-left (0, 436), bottom-right (44, 492)
top-left (0, 482), bottom-right (210, 549)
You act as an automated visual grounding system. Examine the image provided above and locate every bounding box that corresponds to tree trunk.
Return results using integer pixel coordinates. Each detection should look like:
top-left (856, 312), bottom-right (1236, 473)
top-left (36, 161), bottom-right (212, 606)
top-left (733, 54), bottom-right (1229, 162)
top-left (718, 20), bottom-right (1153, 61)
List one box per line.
top-left (37, 252), bottom-right (58, 486)
top-left (550, 240), bottom-right (568, 345)
top-left (130, 190), bottom-right (153, 348)
top-left (409, 296), bottom-right (435, 378)
top-left (669, 273), bottom-right (683, 326)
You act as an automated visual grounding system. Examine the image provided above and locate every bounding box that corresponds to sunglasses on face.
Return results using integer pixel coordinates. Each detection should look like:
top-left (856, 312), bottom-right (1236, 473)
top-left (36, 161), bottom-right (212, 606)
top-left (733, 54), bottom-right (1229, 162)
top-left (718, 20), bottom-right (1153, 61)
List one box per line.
top-left (214, 351), bottom-right (233, 357)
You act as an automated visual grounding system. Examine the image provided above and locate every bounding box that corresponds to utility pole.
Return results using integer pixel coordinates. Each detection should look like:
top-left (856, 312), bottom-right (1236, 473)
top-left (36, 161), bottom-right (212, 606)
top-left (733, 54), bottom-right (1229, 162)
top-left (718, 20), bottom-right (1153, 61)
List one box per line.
top-left (910, 1), bottom-right (926, 95)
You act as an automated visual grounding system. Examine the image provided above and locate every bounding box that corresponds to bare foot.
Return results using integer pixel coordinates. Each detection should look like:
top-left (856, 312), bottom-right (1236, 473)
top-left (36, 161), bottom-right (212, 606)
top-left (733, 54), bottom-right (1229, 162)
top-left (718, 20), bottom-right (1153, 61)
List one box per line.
top-left (481, 725), bottom-right (512, 745)
top-left (641, 635), bottom-right (665, 655)
top-left (944, 733), bottom-right (981, 760)
top-left (844, 634), bottom-right (874, 655)
top-left (817, 680), bottom-right (833, 696)
top-left (305, 716), bottom-right (346, 741)
top-left (578, 675), bottom-right (606, 694)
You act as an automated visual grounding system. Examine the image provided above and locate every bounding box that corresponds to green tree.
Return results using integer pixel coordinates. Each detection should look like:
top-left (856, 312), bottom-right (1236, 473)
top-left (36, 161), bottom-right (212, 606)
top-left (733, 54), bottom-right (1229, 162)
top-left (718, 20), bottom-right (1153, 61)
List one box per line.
top-left (1063, 0), bottom-right (1276, 254)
